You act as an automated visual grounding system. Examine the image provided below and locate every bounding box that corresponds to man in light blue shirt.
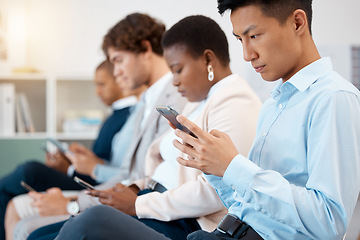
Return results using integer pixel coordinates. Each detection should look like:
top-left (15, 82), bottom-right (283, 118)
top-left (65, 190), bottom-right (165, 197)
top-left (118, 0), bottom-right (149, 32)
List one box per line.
top-left (172, 0), bottom-right (360, 239)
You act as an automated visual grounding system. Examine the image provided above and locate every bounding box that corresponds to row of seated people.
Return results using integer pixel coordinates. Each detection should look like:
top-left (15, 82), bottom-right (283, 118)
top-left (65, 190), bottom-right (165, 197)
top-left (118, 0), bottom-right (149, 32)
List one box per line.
top-left (1, 13), bottom-right (261, 240)
top-left (1, 0), bottom-right (360, 239)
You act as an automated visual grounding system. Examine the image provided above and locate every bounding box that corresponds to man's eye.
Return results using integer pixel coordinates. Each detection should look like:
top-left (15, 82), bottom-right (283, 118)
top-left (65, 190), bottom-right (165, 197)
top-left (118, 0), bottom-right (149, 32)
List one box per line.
top-left (174, 68), bottom-right (182, 74)
top-left (250, 34), bottom-right (259, 39)
top-left (114, 58), bottom-right (122, 63)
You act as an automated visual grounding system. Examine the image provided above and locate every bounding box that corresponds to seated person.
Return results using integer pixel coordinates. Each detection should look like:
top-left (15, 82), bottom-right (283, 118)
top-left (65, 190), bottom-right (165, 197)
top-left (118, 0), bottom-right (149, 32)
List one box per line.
top-left (171, 1), bottom-right (360, 240)
top-left (4, 12), bottom-right (187, 240)
top-left (32, 15), bottom-right (262, 240)
top-left (0, 59), bottom-right (143, 240)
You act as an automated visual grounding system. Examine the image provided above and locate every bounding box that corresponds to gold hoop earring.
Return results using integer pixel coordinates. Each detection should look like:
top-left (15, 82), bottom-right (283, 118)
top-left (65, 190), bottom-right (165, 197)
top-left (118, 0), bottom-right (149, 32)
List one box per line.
top-left (207, 65), bottom-right (214, 81)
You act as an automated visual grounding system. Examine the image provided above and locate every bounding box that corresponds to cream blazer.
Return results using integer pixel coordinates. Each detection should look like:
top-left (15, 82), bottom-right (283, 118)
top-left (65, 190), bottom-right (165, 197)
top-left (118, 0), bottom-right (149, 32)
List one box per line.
top-left (134, 74), bottom-right (262, 231)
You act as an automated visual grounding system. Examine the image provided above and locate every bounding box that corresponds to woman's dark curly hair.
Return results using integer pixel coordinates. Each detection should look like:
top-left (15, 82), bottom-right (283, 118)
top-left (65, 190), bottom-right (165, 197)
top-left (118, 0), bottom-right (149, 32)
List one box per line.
top-left (102, 13), bottom-right (166, 57)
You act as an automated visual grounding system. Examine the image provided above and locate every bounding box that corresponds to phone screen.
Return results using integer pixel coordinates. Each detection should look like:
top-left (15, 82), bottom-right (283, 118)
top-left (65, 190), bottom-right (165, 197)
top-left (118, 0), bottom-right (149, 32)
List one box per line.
top-left (20, 181), bottom-right (37, 192)
top-left (156, 105), bottom-right (197, 138)
top-left (47, 138), bottom-right (74, 156)
top-left (73, 176), bottom-right (95, 190)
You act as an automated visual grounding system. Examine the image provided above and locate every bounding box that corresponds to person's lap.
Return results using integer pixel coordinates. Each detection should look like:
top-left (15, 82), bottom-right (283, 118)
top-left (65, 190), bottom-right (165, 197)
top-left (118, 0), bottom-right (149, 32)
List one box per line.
top-left (14, 215), bottom-right (70, 240)
top-left (11, 191), bottom-right (79, 240)
top-left (0, 161), bottom-right (85, 239)
top-left (30, 205), bottom-right (201, 240)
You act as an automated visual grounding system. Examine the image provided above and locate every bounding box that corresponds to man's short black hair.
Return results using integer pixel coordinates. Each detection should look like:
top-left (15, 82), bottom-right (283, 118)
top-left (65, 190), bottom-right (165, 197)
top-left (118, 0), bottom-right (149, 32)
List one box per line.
top-left (218, 0), bottom-right (313, 34)
top-left (161, 15), bottom-right (230, 66)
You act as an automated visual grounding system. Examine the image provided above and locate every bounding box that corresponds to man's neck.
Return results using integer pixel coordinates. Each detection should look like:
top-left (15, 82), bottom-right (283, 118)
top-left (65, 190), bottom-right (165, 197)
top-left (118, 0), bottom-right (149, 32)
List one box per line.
top-left (147, 54), bottom-right (170, 87)
top-left (299, 37), bottom-right (321, 71)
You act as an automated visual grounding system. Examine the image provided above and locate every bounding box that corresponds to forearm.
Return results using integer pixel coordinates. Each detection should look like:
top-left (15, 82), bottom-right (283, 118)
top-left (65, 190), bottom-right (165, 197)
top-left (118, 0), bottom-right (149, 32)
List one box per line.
top-left (204, 173), bottom-right (237, 209)
top-left (135, 174), bottom-right (224, 221)
top-left (224, 155), bottom-right (358, 239)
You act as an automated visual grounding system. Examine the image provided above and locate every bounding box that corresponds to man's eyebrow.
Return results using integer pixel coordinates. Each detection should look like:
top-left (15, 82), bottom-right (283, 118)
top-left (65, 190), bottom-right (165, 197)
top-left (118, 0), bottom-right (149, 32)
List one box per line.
top-left (110, 55), bottom-right (118, 62)
top-left (232, 31), bottom-right (240, 38)
top-left (233, 25), bottom-right (257, 37)
top-left (243, 25), bottom-right (257, 35)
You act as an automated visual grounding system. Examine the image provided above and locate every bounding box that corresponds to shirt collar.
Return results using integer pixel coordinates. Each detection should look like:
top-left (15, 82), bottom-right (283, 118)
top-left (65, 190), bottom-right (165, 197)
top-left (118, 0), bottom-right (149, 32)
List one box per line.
top-left (271, 57), bottom-right (333, 99)
top-left (142, 72), bottom-right (172, 104)
top-left (111, 95), bottom-right (138, 110)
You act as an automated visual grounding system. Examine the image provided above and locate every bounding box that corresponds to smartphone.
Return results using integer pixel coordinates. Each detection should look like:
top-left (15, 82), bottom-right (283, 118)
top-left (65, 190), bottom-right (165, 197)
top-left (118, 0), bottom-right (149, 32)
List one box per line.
top-left (73, 176), bottom-right (95, 190)
top-left (20, 181), bottom-right (37, 192)
top-left (156, 105), bottom-right (197, 138)
top-left (47, 138), bottom-right (74, 156)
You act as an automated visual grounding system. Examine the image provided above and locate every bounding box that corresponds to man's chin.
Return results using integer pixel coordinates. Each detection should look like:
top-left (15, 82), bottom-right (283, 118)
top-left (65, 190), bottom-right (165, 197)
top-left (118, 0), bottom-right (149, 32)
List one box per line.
top-left (260, 73), bottom-right (280, 82)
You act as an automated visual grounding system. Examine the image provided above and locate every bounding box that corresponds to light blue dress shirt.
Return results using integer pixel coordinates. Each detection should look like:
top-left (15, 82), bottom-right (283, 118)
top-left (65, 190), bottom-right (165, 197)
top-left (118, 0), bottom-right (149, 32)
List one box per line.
top-left (92, 73), bottom-right (172, 183)
top-left (92, 99), bottom-right (142, 183)
top-left (206, 58), bottom-right (360, 240)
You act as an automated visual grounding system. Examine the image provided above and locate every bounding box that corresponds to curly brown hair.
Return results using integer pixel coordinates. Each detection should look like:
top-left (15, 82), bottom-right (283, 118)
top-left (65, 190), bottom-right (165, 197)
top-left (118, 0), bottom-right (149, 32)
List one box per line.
top-left (102, 13), bottom-right (166, 57)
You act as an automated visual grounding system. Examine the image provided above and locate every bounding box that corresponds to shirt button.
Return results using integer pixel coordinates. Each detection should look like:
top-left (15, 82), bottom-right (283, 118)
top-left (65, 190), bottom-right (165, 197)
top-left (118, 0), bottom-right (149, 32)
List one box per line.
top-left (261, 209), bottom-right (266, 214)
top-left (232, 186), bottom-right (236, 190)
top-left (278, 104), bottom-right (283, 109)
top-left (262, 132), bottom-right (267, 137)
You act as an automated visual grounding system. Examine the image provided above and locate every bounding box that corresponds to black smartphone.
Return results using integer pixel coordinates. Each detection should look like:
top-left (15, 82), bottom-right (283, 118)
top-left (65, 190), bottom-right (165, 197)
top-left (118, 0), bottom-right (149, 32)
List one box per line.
top-left (47, 138), bottom-right (74, 156)
top-left (20, 181), bottom-right (37, 192)
top-left (73, 176), bottom-right (95, 190)
top-left (156, 105), bottom-right (197, 138)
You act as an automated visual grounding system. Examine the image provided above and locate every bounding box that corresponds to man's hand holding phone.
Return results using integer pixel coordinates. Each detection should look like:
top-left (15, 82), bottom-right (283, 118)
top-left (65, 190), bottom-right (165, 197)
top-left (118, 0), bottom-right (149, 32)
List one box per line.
top-left (28, 188), bottom-right (71, 216)
top-left (21, 181), bottom-right (37, 192)
top-left (47, 138), bottom-right (75, 159)
top-left (68, 143), bottom-right (105, 177)
top-left (44, 151), bottom-right (71, 174)
top-left (172, 114), bottom-right (239, 177)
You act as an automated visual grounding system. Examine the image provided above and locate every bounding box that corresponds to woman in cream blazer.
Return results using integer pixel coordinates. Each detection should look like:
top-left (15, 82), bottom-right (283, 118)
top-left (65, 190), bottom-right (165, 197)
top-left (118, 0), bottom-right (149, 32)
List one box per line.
top-left (134, 73), bottom-right (261, 232)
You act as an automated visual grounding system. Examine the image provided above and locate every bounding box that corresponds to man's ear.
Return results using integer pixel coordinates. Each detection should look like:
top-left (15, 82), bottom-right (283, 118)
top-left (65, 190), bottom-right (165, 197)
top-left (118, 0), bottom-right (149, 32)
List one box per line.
top-left (293, 9), bottom-right (308, 36)
top-left (141, 40), bottom-right (153, 55)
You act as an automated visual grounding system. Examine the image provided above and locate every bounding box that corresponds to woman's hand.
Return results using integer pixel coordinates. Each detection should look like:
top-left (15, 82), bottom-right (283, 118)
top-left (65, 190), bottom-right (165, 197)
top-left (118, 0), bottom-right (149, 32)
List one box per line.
top-left (86, 183), bottom-right (137, 216)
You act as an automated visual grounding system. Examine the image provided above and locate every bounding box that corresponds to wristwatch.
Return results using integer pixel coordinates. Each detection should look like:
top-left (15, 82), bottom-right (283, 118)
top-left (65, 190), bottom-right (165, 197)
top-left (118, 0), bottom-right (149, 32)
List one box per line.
top-left (66, 198), bottom-right (80, 215)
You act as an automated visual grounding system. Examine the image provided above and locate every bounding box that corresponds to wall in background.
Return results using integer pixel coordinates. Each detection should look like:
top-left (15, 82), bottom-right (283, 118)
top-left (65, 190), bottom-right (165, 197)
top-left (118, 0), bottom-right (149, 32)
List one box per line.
top-left (0, 139), bottom-right (45, 177)
top-left (0, 0), bottom-right (360, 100)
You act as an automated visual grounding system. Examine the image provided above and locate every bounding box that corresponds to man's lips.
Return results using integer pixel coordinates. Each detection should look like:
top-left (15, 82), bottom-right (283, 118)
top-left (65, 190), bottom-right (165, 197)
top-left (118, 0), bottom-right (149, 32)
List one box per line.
top-left (253, 65), bottom-right (265, 73)
top-left (178, 90), bottom-right (186, 96)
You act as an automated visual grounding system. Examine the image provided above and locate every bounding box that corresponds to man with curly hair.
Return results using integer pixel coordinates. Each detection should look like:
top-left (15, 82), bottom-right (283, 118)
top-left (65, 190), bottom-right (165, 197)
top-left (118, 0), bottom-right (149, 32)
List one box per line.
top-left (3, 13), bottom-right (187, 240)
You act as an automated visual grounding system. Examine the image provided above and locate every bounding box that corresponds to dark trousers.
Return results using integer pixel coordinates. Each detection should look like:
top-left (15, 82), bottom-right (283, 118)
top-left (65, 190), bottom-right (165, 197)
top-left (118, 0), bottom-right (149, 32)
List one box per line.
top-left (28, 190), bottom-right (201, 240)
top-left (0, 161), bottom-right (85, 240)
top-left (29, 205), bottom-right (201, 240)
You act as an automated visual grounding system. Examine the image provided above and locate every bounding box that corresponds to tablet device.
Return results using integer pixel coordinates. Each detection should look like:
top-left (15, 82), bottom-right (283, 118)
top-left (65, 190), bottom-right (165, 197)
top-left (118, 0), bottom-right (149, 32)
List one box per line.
top-left (47, 138), bottom-right (74, 156)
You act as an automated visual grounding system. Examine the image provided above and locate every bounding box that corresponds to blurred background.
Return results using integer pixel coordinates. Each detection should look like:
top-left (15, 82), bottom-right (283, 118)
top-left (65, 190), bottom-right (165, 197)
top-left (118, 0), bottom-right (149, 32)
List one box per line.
top-left (0, 0), bottom-right (359, 95)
